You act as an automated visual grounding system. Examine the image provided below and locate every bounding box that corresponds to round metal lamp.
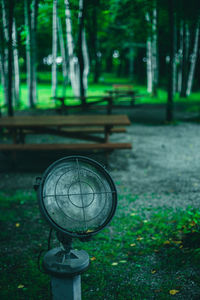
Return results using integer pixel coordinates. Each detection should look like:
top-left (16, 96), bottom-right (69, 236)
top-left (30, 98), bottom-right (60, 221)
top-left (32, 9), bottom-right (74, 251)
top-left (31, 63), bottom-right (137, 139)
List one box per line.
top-left (35, 156), bottom-right (117, 300)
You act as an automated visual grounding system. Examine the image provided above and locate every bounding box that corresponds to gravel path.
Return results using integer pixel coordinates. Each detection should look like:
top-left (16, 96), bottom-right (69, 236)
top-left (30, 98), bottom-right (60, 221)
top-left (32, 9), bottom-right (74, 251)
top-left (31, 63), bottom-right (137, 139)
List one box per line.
top-left (0, 108), bottom-right (200, 213)
top-left (109, 122), bottom-right (200, 214)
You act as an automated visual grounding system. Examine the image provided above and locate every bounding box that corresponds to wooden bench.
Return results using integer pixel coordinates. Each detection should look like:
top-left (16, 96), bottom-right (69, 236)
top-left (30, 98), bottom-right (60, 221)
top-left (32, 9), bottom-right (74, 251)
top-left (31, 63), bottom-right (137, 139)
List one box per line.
top-left (0, 115), bottom-right (132, 157)
top-left (105, 84), bottom-right (142, 112)
top-left (53, 95), bottom-right (113, 115)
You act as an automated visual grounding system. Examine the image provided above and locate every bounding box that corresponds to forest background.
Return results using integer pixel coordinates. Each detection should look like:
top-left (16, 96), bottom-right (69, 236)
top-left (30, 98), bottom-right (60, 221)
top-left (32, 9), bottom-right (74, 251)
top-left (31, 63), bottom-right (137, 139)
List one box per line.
top-left (0, 0), bottom-right (200, 121)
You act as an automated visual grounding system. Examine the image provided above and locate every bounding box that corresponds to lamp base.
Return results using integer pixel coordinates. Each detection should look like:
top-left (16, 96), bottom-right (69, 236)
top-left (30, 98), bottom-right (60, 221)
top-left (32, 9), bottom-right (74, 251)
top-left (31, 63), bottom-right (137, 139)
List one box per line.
top-left (43, 247), bottom-right (90, 277)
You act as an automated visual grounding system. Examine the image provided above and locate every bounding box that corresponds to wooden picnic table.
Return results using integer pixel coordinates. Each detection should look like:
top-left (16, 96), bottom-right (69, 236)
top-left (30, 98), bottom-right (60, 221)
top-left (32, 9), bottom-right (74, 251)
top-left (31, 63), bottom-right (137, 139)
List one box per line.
top-left (0, 114), bottom-right (132, 154)
top-left (53, 95), bottom-right (113, 115)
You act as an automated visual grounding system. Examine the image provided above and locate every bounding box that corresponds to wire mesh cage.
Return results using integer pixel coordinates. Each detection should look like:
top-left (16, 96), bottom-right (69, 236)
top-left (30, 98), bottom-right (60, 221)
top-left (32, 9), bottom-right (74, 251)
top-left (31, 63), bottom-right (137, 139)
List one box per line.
top-left (38, 156), bottom-right (117, 238)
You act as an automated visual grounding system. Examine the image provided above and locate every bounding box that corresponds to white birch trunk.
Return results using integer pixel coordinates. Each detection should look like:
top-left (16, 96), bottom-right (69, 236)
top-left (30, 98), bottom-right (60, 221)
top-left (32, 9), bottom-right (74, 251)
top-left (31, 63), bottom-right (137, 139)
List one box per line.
top-left (64, 0), bottom-right (80, 97)
top-left (145, 12), bottom-right (153, 93)
top-left (52, 0), bottom-right (58, 98)
top-left (1, 0), bottom-right (9, 104)
top-left (24, 0), bottom-right (34, 107)
top-left (186, 20), bottom-right (200, 96)
top-left (146, 37), bottom-right (153, 93)
top-left (152, 7), bottom-right (158, 91)
top-left (82, 29), bottom-right (89, 93)
top-left (31, 0), bottom-right (38, 103)
top-left (12, 18), bottom-right (20, 106)
top-left (177, 21), bottom-right (183, 93)
top-left (57, 16), bottom-right (68, 97)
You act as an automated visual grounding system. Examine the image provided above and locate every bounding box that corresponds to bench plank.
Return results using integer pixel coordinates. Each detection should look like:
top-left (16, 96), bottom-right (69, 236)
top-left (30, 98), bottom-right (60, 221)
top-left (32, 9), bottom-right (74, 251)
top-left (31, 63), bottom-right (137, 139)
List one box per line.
top-left (20, 127), bottom-right (126, 134)
top-left (0, 143), bottom-right (132, 151)
top-left (0, 115), bottom-right (131, 128)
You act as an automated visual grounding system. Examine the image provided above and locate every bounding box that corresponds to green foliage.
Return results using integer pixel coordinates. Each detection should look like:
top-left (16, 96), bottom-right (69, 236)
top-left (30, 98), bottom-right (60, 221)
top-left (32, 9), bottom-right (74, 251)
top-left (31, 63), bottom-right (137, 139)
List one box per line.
top-left (1, 189), bottom-right (200, 299)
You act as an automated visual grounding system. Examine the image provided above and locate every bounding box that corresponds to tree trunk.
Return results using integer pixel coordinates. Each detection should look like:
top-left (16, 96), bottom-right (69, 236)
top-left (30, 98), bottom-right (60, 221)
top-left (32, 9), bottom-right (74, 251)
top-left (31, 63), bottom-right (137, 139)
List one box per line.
top-left (31, 0), bottom-right (39, 103)
top-left (177, 21), bottom-right (183, 93)
top-left (77, 0), bottom-right (86, 107)
top-left (91, 1), bottom-right (100, 83)
top-left (186, 19), bottom-right (200, 96)
top-left (52, 0), bottom-right (58, 99)
top-left (152, 6), bottom-right (158, 96)
top-left (7, 0), bottom-right (14, 116)
top-left (172, 20), bottom-right (177, 96)
top-left (166, 0), bottom-right (175, 122)
top-left (0, 30), bottom-right (8, 105)
top-left (25, 0), bottom-right (34, 107)
top-left (180, 22), bottom-right (190, 97)
top-left (1, 0), bottom-right (9, 104)
top-left (146, 12), bottom-right (153, 93)
top-left (82, 29), bottom-right (89, 94)
top-left (64, 0), bottom-right (80, 97)
top-left (12, 18), bottom-right (20, 107)
top-left (57, 16), bottom-right (68, 98)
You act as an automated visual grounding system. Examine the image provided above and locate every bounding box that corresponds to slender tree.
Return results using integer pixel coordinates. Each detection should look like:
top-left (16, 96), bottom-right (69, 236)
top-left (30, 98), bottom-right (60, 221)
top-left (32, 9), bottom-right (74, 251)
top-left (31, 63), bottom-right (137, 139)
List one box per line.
top-left (57, 16), bottom-right (68, 98)
top-left (166, 0), bottom-right (176, 122)
top-left (8, 0), bottom-right (14, 116)
top-left (31, 0), bottom-right (39, 104)
top-left (52, 0), bottom-right (58, 99)
top-left (152, 4), bottom-right (158, 96)
top-left (64, 0), bottom-right (80, 97)
top-left (180, 21), bottom-right (190, 97)
top-left (177, 21), bottom-right (183, 93)
top-left (0, 27), bottom-right (8, 105)
top-left (24, 0), bottom-right (33, 107)
top-left (24, 0), bottom-right (38, 108)
top-left (12, 18), bottom-right (20, 107)
top-left (146, 12), bottom-right (153, 93)
top-left (77, 0), bottom-right (86, 106)
top-left (1, 0), bottom-right (9, 105)
top-left (186, 18), bottom-right (199, 96)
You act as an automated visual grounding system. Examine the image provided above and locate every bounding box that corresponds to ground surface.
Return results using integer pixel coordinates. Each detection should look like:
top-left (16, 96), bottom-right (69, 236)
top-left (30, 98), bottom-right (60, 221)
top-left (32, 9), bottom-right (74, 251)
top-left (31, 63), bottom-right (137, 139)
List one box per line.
top-left (1, 103), bottom-right (200, 299)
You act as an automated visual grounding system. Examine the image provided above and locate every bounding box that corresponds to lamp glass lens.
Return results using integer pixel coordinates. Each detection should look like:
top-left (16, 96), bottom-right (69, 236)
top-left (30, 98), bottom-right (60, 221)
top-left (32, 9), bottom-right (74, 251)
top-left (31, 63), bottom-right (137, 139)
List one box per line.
top-left (42, 158), bottom-right (116, 235)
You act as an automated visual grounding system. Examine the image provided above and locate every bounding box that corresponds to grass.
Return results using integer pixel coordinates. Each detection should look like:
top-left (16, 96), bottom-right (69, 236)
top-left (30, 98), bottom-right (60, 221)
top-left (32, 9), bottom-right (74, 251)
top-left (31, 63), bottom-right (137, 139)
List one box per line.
top-left (1, 189), bottom-right (200, 299)
top-left (1, 72), bottom-right (200, 112)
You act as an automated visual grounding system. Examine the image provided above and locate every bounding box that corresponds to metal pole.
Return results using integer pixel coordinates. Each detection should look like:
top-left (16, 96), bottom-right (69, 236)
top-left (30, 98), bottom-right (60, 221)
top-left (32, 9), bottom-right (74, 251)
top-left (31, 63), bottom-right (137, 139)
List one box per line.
top-left (51, 275), bottom-right (81, 300)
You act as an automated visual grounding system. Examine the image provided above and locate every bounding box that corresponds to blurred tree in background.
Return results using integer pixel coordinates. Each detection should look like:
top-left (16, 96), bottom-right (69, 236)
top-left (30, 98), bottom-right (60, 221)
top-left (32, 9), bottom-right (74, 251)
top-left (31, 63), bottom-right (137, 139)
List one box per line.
top-left (0, 0), bottom-right (199, 117)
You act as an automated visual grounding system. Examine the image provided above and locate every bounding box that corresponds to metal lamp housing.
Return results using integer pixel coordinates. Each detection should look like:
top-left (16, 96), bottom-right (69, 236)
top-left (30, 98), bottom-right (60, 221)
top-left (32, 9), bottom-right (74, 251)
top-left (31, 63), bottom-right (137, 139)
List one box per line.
top-left (37, 156), bottom-right (117, 239)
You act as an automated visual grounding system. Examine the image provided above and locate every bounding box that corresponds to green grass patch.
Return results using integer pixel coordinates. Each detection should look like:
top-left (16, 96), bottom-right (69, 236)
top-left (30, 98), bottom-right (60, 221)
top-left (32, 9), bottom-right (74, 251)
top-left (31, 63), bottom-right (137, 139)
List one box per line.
top-left (0, 190), bottom-right (200, 299)
top-left (1, 73), bottom-right (200, 113)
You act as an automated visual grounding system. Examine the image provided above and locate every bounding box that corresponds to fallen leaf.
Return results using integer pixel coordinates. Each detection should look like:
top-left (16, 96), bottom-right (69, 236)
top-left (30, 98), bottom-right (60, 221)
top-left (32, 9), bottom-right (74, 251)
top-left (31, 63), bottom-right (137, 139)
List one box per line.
top-left (136, 237), bottom-right (143, 241)
top-left (111, 262), bottom-right (118, 266)
top-left (18, 284), bottom-right (24, 289)
top-left (90, 257), bottom-right (96, 261)
top-left (173, 241), bottom-right (182, 245)
top-left (164, 240), bottom-right (170, 245)
top-left (130, 243), bottom-right (136, 247)
top-left (130, 213), bottom-right (136, 216)
top-left (169, 289), bottom-right (179, 295)
top-left (119, 260), bottom-right (127, 263)
top-left (15, 223), bottom-right (20, 228)
top-left (151, 270), bottom-right (156, 274)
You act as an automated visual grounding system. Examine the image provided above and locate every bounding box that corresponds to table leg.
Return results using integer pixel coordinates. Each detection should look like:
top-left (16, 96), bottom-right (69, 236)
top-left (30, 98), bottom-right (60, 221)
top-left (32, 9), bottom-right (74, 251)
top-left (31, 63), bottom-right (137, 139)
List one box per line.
top-left (104, 125), bottom-right (113, 143)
